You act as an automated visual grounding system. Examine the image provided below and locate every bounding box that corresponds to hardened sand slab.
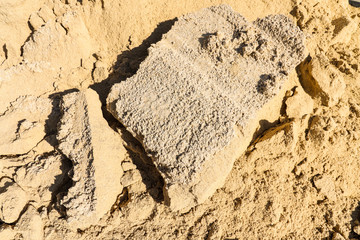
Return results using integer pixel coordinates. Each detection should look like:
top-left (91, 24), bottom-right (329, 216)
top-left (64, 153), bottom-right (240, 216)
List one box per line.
top-left (107, 4), bottom-right (305, 211)
top-left (57, 89), bottom-right (125, 227)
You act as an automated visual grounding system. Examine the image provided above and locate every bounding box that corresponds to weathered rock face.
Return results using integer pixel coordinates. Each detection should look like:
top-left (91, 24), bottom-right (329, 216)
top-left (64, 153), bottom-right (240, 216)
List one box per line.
top-left (14, 153), bottom-right (70, 207)
top-left (22, 11), bottom-right (92, 72)
top-left (57, 89), bottom-right (126, 228)
top-left (107, 4), bottom-right (306, 211)
top-left (14, 205), bottom-right (44, 240)
top-left (0, 95), bottom-right (52, 155)
top-left (0, 178), bottom-right (29, 224)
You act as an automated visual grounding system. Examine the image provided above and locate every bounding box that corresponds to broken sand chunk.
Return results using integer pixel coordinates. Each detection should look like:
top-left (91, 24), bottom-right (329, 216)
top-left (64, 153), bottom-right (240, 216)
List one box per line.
top-left (330, 16), bottom-right (357, 46)
top-left (0, 95), bottom-right (52, 155)
top-left (15, 205), bottom-right (43, 240)
top-left (285, 87), bottom-right (314, 119)
top-left (0, 179), bottom-right (29, 224)
top-left (298, 54), bottom-right (345, 107)
top-left (57, 89), bottom-right (125, 228)
top-left (22, 11), bottom-right (92, 71)
top-left (313, 175), bottom-right (337, 201)
top-left (107, 4), bottom-right (305, 211)
top-left (14, 153), bottom-right (70, 206)
top-left (120, 170), bottom-right (142, 187)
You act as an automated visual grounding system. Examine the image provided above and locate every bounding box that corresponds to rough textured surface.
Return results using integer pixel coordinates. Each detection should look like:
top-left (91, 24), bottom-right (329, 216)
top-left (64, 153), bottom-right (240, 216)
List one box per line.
top-left (14, 153), bottom-right (70, 207)
top-left (107, 5), bottom-right (306, 211)
top-left (0, 95), bottom-right (52, 155)
top-left (57, 89), bottom-right (125, 228)
top-left (0, 179), bottom-right (29, 224)
top-left (1, 0), bottom-right (360, 239)
top-left (14, 205), bottom-right (44, 240)
top-left (285, 86), bottom-right (314, 119)
top-left (298, 54), bottom-right (346, 107)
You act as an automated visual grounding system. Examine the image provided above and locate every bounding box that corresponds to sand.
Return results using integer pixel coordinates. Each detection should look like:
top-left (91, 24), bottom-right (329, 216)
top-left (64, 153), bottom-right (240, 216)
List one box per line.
top-left (0, 0), bottom-right (360, 239)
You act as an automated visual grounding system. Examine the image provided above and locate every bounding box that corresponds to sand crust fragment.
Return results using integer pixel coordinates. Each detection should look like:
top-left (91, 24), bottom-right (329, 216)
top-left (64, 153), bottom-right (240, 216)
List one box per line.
top-left (0, 179), bottom-right (29, 224)
top-left (14, 153), bottom-right (69, 206)
top-left (107, 5), bottom-right (305, 211)
top-left (0, 96), bottom-right (52, 155)
top-left (57, 89), bottom-right (125, 227)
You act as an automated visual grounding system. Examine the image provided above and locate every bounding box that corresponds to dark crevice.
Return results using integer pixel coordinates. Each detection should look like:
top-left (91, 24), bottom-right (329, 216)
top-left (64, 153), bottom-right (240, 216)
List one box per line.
top-left (47, 154), bottom-right (73, 217)
top-left (28, 18), bottom-right (35, 33)
top-left (0, 153), bottom-right (28, 159)
top-left (117, 125), bottom-right (165, 203)
top-left (296, 55), bottom-right (329, 106)
top-left (349, 201), bottom-right (360, 239)
top-left (20, 21), bottom-right (36, 57)
top-left (104, 102), bottom-right (164, 203)
top-left (100, 103), bottom-right (161, 200)
top-left (45, 88), bottom-right (80, 147)
top-left (280, 86), bottom-right (298, 117)
top-left (250, 119), bottom-right (282, 144)
top-left (2, 44), bottom-right (8, 64)
top-left (110, 187), bottom-right (130, 214)
top-left (305, 115), bottom-right (317, 141)
top-left (59, 23), bottom-right (69, 35)
top-left (246, 119), bottom-right (293, 156)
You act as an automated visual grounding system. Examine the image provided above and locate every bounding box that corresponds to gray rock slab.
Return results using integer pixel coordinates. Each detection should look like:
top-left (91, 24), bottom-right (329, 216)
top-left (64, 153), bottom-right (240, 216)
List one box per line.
top-left (107, 4), bottom-right (305, 211)
top-left (57, 89), bottom-right (125, 228)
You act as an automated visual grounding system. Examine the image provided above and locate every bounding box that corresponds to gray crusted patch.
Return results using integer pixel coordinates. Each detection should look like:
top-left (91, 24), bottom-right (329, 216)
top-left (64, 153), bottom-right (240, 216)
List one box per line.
top-left (107, 4), bottom-right (305, 210)
top-left (57, 91), bottom-right (96, 220)
top-left (57, 89), bottom-right (124, 226)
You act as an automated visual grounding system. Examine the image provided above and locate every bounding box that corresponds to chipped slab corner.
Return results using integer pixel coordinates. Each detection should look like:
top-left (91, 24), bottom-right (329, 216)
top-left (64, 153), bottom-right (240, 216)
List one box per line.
top-left (57, 89), bottom-right (126, 228)
top-left (107, 4), bottom-right (306, 212)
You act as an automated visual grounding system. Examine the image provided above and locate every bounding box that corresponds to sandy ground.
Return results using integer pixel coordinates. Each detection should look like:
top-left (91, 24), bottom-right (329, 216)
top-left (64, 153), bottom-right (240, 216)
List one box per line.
top-left (0, 0), bottom-right (360, 239)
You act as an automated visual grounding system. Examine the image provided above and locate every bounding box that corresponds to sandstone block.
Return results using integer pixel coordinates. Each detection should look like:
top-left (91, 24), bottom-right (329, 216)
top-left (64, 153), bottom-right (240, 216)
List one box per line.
top-left (57, 89), bottom-right (125, 228)
top-left (107, 5), bottom-right (305, 211)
